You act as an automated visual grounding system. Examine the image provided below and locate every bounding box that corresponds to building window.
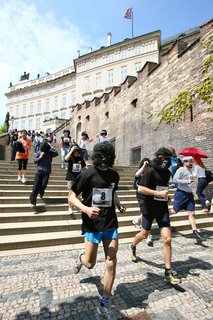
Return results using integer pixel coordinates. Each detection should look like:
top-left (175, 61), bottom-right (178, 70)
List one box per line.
top-left (28, 118), bottom-right (33, 129)
top-left (71, 92), bottom-right (76, 104)
top-left (54, 96), bottom-right (58, 107)
top-left (35, 117), bottom-right (41, 130)
top-left (108, 70), bottom-right (114, 85)
top-left (45, 99), bottom-right (50, 112)
top-left (134, 45), bottom-right (142, 55)
top-left (86, 115), bottom-right (90, 121)
top-left (14, 121), bottom-right (18, 129)
top-left (62, 94), bottom-right (66, 106)
top-left (61, 112), bottom-right (66, 119)
top-left (30, 102), bottom-right (34, 114)
top-left (105, 112), bottom-right (109, 118)
top-left (15, 105), bottom-right (19, 117)
top-left (96, 57), bottom-right (102, 67)
top-left (21, 120), bottom-right (25, 129)
top-left (108, 53), bottom-right (114, 63)
top-left (22, 104), bottom-right (26, 115)
top-left (95, 74), bottom-right (101, 89)
top-left (121, 67), bottom-right (127, 82)
top-left (132, 147), bottom-right (141, 164)
top-left (120, 49), bottom-right (127, 59)
top-left (71, 78), bottom-right (76, 87)
top-left (135, 62), bottom-right (142, 72)
top-left (84, 78), bottom-right (90, 92)
top-left (84, 61), bottom-right (91, 70)
top-left (131, 98), bottom-right (138, 108)
top-left (37, 101), bottom-right (42, 113)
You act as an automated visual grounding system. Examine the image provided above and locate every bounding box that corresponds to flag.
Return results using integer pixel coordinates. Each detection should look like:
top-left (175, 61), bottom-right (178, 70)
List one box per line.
top-left (124, 8), bottom-right (132, 19)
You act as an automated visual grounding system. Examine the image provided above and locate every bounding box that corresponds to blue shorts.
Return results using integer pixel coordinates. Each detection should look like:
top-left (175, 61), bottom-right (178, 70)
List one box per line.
top-left (83, 229), bottom-right (118, 244)
top-left (142, 213), bottom-right (170, 231)
top-left (173, 189), bottom-right (195, 212)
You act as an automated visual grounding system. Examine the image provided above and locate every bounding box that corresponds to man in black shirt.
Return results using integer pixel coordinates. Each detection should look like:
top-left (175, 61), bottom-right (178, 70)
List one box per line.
top-left (130, 147), bottom-right (181, 285)
top-left (68, 142), bottom-right (125, 319)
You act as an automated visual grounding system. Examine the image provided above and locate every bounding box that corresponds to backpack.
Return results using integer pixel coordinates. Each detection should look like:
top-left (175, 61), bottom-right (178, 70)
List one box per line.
top-left (205, 169), bottom-right (213, 182)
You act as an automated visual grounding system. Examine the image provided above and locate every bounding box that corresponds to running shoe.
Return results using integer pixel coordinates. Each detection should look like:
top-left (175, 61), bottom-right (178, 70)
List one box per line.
top-left (132, 219), bottom-right (142, 229)
top-left (17, 176), bottom-right (22, 181)
top-left (21, 176), bottom-right (26, 183)
top-left (193, 230), bottom-right (206, 241)
top-left (130, 244), bottom-right (137, 262)
top-left (68, 206), bottom-right (73, 214)
top-left (145, 234), bottom-right (153, 246)
top-left (97, 302), bottom-right (115, 319)
top-left (165, 270), bottom-right (181, 284)
top-left (73, 250), bottom-right (84, 274)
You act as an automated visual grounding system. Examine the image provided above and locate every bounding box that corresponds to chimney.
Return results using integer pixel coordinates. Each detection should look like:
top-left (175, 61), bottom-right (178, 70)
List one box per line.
top-left (107, 32), bottom-right (112, 46)
top-left (77, 50), bottom-right (80, 57)
top-left (88, 47), bottom-right (93, 53)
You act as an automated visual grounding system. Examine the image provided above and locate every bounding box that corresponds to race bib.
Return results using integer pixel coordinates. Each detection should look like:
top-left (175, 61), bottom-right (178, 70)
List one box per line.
top-left (154, 186), bottom-right (168, 201)
top-left (92, 188), bottom-right (113, 207)
top-left (72, 163), bottom-right (81, 173)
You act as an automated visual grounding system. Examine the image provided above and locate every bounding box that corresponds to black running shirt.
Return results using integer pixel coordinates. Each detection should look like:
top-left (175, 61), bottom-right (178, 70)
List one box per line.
top-left (71, 166), bottom-right (119, 232)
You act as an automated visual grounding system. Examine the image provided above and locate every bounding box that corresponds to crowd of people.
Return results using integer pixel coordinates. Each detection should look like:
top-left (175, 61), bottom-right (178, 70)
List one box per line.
top-left (8, 127), bottom-right (212, 320)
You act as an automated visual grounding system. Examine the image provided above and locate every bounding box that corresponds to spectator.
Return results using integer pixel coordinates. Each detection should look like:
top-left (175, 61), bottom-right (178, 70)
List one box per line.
top-left (30, 142), bottom-right (58, 208)
top-left (61, 130), bottom-right (72, 169)
top-left (15, 129), bottom-right (32, 183)
top-left (96, 130), bottom-right (109, 143)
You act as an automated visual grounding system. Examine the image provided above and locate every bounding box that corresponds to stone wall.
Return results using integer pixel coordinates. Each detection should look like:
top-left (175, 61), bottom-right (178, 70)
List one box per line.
top-left (69, 20), bottom-right (213, 169)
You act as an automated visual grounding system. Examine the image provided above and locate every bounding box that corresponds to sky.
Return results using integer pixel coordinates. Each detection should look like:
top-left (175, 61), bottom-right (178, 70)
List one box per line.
top-left (0, 0), bottom-right (212, 125)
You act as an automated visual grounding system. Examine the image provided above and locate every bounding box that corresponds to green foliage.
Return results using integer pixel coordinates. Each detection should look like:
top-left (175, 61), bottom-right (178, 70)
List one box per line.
top-left (158, 91), bottom-right (194, 126)
top-left (0, 122), bottom-right (8, 134)
top-left (202, 55), bottom-right (213, 73)
top-left (202, 34), bottom-right (213, 50)
top-left (144, 109), bottom-right (154, 119)
top-left (150, 34), bottom-right (213, 129)
top-left (195, 77), bottom-right (213, 104)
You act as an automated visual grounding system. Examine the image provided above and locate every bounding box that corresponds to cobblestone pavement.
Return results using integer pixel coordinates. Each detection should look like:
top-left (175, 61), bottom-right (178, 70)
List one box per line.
top-left (0, 230), bottom-right (212, 320)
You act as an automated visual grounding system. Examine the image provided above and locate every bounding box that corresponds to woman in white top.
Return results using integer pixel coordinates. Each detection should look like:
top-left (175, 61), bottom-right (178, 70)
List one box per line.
top-left (194, 157), bottom-right (210, 212)
top-left (79, 131), bottom-right (93, 164)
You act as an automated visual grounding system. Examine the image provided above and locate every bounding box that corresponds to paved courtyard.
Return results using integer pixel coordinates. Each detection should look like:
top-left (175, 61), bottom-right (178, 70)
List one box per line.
top-left (0, 229), bottom-right (212, 320)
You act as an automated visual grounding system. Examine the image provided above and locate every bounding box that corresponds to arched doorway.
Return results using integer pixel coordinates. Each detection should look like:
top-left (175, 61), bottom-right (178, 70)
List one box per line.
top-left (76, 122), bottom-right (82, 144)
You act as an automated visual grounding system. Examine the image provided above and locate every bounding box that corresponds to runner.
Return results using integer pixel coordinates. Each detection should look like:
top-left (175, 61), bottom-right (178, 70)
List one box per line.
top-left (170, 156), bottom-right (206, 241)
top-left (65, 145), bottom-right (86, 214)
top-left (130, 147), bottom-right (181, 284)
top-left (68, 142), bottom-right (126, 319)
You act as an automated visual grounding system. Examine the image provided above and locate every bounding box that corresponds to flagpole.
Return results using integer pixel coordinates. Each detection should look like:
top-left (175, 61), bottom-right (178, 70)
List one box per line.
top-left (132, 7), bottom-right (134, 38)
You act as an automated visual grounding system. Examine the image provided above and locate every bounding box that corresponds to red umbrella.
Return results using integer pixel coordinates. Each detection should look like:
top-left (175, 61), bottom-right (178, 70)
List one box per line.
top-left (178, 147), bottom-right (208, 159)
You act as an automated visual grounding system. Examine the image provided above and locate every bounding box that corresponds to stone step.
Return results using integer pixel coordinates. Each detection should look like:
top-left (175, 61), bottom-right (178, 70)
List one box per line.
top-left (0, 179), bottom-right (135, 188)
top-left (0, 188), bottom-right (137, 196)
top-left (0, 205), bottom-right (206, 224)
top-left (0, 193), bottom-right (139, 202)
top-left (1, 227), bottom-right (213, 257)
top-left (0, 216), bottom-right (212, 251)
top-left (0, 211), bottom-right (210, 236)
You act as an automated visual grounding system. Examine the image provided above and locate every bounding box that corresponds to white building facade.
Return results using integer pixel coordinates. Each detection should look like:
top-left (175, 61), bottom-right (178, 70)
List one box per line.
top-left (5, 30), bottom-right (160, 132)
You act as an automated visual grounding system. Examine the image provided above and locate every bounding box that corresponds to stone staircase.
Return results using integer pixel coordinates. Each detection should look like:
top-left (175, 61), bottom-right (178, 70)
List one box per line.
top-left (0, 159), bottom-right (213, 256)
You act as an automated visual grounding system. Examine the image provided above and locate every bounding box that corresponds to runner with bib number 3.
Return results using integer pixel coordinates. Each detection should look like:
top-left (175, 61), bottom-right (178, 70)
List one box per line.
top-left (68, 142), bottom-right (126, 319)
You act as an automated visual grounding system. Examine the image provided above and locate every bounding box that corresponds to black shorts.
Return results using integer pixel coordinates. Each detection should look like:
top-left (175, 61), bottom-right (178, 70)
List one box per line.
top-left (17, 159), bottom-right (28, 170)
top-left (142, 212), bottom-right (170, 231)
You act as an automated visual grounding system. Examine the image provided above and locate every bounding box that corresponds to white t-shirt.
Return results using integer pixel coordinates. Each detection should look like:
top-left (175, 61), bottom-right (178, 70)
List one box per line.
top-left (194, 164), bottom-right (206, 178)
top-left (79, 139), bottom-right (90, 150)
top-left (99, 136), bottom-right (108, 143)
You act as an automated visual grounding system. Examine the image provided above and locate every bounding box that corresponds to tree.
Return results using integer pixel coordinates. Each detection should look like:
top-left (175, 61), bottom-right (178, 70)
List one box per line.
top-left (0, 122), bottom-right (8, 134)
